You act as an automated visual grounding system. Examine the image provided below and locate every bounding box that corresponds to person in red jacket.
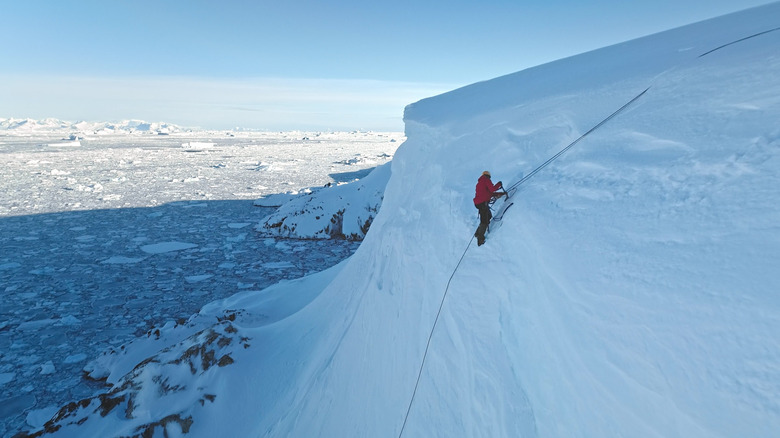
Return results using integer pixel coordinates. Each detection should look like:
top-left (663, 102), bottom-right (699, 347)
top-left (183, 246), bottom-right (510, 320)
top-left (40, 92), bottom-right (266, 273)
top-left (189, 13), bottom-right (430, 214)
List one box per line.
top-left (473, 170), bottom-right (503, 246)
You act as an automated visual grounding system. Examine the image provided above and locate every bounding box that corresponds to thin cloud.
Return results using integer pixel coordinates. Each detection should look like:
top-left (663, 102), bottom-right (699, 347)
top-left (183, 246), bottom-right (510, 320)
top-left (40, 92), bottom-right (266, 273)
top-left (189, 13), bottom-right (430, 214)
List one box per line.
top-left (0, 75), bottom-right (457, 131)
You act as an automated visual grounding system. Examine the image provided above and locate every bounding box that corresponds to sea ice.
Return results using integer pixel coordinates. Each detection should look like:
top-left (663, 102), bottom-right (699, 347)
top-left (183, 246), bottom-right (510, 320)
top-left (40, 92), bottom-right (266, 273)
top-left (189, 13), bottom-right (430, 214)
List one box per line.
top-left (0, 373), bottom-right (14, 386)
top-left (59, 315), bottom-right (81, 325)
top-left (64, 354), bottom-right (88, 364)
top-left (0, 129), bottom-right (398, 435)
top-left (262, 261), bottom-right (295, 269)
top-left (39, 361), bottom-right (55, 375)
top-left (140, 242), bottom-right (198, 254)
top-left (185, 274), bottom-right (213, 283)
top-left (226, 233), bottom-right (246, 242)
top-left (25, 406), bottom-right (59, 429)
top-left (227, 223), bottom-right (251, 229)
top-left (17, 319), bottom-right (58, 330)
top-left (102, 256), bottom-right (146, 264)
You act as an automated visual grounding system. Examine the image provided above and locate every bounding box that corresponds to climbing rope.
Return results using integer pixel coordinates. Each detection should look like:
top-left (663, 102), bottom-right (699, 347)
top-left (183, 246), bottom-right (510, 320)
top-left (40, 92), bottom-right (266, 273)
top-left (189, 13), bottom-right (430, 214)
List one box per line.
top-left (698, 26), bottom-right (780, 58)
top-left (502, 25), bottom-right (780, 194)
top-left (398, 235), bottom-right (474, 437)
top-left (398, 25), bottom-right (780, 434)
top-left (507, 86), bottom-right (650, 192)
top-left (398, 86), bottom-right (650, 437)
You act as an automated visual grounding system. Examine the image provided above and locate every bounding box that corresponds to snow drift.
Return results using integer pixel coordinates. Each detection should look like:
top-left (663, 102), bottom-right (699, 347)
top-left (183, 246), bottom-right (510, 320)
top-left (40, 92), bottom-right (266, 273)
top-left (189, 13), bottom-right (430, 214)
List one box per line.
top-left (256, 162), bottom-right (389, 240)
top-left (23, 3), bottom-right (780, 437)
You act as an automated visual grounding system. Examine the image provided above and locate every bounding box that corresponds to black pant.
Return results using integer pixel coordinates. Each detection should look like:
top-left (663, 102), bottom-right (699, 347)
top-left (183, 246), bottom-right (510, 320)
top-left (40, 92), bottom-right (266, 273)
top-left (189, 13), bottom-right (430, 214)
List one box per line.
top-left (475, 202), bottom-right (491, 240)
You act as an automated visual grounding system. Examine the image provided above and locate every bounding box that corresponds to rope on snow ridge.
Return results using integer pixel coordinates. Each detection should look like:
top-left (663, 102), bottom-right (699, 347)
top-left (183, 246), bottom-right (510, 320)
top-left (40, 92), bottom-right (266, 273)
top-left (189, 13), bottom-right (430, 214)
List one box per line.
top-left (506, 86), bottom-right (651, 192)
top-left (398, 86), bottom-right (651, 437)
top-left (398, 235), bottom-right (475, 438)
top-left (398, 26), bottom-right (780, 435)
top-left (503, 25), bottom-right (780, 194)
top-left (698, 26), bottom-right (780, 58)
top-left (505, 25), bottom-right (780, 192)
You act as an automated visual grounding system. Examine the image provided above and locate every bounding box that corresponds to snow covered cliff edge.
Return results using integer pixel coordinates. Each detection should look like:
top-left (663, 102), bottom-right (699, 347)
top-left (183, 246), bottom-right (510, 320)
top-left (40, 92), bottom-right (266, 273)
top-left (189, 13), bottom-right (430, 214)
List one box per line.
top-left (389, 6), bottom-right (780, 436)
top-left (258, 3), bottom-right (780, 435)
top-left (24, 3), bottom-right (780, 437)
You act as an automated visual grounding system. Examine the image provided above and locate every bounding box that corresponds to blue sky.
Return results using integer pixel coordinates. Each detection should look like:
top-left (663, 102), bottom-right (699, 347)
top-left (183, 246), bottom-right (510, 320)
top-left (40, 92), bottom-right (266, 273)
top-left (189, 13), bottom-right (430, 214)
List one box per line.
top-left (0, 0), bottom-right (772, 131)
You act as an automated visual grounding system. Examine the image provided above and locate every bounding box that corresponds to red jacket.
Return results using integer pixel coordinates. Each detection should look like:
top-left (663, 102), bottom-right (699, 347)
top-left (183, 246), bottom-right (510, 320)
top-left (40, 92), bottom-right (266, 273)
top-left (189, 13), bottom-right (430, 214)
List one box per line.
top-left (473, 175), bottom-right (501, 205)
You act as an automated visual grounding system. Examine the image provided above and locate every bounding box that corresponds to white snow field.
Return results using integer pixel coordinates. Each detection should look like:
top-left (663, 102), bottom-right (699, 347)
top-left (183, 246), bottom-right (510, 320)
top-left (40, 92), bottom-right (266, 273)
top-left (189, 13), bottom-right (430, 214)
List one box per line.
top-left (0, 129), bottom-right (401, 436)
top-left (9, 2), bottom-right (780, 437)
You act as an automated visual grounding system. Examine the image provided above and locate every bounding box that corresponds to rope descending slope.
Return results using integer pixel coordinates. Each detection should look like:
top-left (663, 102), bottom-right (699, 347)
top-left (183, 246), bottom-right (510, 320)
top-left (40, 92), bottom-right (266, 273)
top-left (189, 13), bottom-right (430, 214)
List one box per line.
top-left (506, 86), bottom-right (650, 192)
top-left (397, 86), bottom-right (651, 438)
top-left (398, 26), bottom-right (780, 436)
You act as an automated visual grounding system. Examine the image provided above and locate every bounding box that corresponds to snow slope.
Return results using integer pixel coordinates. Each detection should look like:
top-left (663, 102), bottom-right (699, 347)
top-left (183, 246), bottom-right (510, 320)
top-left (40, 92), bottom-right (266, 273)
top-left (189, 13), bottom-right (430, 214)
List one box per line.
top-left (23, 3), bottom-right (780, 437)
top-left (256, 161), bottom-right (390, 240)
